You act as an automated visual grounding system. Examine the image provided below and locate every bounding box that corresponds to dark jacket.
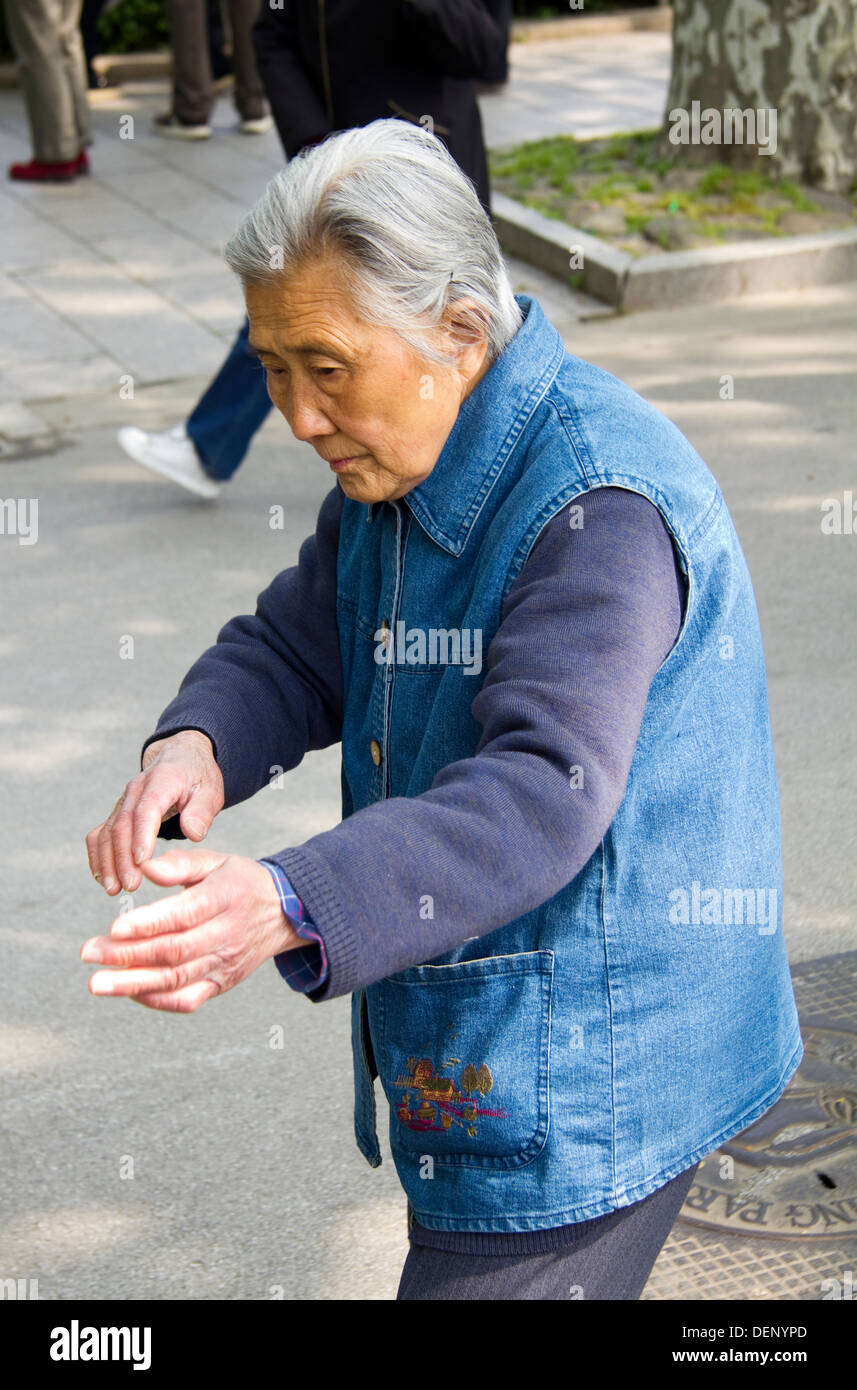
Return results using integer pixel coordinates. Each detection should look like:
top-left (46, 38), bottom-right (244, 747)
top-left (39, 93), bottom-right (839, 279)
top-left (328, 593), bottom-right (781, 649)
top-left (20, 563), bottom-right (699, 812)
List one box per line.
top-left (252, 0), bottom-right (512, 214)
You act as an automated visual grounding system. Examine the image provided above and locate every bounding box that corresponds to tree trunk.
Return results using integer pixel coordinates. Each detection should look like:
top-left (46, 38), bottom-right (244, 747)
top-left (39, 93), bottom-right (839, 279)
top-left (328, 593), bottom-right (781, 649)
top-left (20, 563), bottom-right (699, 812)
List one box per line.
top-left (658, 0), bottom-right (857, 193)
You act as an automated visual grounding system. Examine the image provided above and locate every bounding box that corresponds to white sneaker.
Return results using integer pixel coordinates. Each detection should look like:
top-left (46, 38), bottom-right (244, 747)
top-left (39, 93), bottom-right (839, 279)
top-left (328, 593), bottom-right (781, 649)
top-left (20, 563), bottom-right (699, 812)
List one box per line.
top-left (117, 424), bottom-right (221, 499)
top-left (239, 114), bottom-right (273, 135)
top-left (153, 112), bottom-right (212, 140)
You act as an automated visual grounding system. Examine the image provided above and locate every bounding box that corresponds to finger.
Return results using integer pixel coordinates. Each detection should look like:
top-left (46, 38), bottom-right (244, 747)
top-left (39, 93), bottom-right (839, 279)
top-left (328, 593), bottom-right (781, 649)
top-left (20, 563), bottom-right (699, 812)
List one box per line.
top-left (94, 803), bottom-right (125, 895)
top-left (100, 785), bottom-right (150, 894)
top-left (130, 793), bottom-right (180, 867)
top-left (85, 823), bottom-right (106, 883)
top-left (109, 879), bottom-right (221, 943)
top-left (130, 778), bottom-right (187, 866)
top-left (177, 785), bottom-right (221, 843)
top-left (81, 920), bottom-right (216, 968)
top-left (87, 953), bottom-right (223, 997)
top-left (130, 980), bottom-right (221, 1013)
top-left (134, 847), bottom-right (228, 892)
top-left (109, 775), bottom-right (178, 893)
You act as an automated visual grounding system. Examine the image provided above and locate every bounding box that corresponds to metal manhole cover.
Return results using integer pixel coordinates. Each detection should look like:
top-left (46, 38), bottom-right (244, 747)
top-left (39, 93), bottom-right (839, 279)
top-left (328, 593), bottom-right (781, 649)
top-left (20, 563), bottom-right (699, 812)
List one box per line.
top-left (681, 1023), bottom-right (857, 1239)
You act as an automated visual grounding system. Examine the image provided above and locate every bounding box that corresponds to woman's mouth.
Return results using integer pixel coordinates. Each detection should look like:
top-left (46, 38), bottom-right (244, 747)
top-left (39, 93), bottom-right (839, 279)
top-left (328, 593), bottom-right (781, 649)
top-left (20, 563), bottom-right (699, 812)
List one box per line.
top-left (329, 454), bottom-right (366, 471)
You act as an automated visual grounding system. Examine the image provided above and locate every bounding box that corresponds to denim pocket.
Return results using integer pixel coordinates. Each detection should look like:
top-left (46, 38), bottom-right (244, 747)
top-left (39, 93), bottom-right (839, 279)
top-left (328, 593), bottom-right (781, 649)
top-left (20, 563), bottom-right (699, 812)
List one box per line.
top-left (372, 950), bottom-right (553, 1169)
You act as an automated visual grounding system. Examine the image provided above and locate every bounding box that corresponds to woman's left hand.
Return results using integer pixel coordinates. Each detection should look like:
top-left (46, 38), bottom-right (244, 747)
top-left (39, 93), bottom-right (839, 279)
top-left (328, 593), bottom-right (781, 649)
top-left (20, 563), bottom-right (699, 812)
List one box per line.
top-left (80, 849), bottom-right (301, 1012)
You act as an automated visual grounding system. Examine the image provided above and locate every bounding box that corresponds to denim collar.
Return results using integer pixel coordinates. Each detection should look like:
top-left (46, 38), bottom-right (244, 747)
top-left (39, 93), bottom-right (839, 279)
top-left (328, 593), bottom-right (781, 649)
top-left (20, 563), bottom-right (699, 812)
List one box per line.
top-left (365, 294), bottom-right (565, 556)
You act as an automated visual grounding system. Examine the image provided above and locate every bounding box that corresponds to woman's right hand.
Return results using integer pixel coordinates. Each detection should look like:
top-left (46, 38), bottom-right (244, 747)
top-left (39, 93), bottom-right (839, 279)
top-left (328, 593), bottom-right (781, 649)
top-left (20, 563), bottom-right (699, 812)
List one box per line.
top-left (85, 730), bottom-right (225, 895)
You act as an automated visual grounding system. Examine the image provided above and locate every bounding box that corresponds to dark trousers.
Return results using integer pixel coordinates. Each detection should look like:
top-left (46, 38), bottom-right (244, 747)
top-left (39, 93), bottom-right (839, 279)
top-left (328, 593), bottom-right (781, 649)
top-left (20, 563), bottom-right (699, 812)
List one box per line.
top-left (167, 0), bottom-right (267, 122)
top-left (187, 317), bottom-right (272, 480)
top-left (397, 1161), bottom-right (699, 1300)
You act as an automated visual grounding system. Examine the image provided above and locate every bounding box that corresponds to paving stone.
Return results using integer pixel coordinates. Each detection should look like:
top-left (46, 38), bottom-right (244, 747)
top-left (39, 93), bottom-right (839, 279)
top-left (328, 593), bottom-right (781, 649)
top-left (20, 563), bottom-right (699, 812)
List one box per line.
top-left (13, 257), bottom-right (227, 383)
top-left (0, 293), bottom-right (103, 368)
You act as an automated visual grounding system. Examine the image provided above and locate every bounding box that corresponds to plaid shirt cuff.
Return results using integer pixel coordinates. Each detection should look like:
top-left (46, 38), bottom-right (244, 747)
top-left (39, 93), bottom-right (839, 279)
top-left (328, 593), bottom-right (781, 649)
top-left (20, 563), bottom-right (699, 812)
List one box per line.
top-left (259, 859), bottom-right (329, 993)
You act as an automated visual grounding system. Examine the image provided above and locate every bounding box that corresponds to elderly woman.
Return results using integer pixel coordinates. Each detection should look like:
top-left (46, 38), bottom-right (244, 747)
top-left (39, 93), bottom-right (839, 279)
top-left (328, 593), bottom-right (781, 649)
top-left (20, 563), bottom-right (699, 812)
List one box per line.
top-left (83, 119), bottom-right (802, 1302)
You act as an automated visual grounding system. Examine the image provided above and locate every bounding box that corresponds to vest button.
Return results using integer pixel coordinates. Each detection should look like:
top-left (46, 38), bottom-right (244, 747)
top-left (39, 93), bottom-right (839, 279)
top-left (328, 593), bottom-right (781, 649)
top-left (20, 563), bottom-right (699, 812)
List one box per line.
top-left (370, 739), bottom-right (382, 766)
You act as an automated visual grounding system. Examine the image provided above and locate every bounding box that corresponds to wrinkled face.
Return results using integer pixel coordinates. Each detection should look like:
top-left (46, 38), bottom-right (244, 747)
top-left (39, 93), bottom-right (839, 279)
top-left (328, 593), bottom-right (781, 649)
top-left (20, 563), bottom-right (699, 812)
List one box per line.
top-left (245, 256), bottom-right (489, 504)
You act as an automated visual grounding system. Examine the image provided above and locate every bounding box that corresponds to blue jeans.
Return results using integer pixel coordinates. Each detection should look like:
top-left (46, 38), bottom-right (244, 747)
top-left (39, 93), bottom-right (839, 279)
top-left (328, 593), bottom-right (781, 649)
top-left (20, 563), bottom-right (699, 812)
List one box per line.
top-left (187, 317), bottom-right (272, 482)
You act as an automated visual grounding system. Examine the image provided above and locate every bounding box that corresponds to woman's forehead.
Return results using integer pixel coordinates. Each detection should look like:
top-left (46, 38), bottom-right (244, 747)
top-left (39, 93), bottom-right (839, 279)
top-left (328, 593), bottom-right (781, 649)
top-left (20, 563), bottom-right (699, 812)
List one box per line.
top-left (245, 267), bottom-right (369, 357)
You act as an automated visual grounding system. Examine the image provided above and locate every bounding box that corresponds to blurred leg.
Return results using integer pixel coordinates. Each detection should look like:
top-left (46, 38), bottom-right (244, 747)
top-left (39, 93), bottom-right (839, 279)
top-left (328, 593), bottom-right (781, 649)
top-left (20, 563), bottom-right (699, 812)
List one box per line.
top-left (186, 318), bottom-right (273, 481)
top-left (80, 0), bottom-right (107, 88)
top-left (6, 0), bottom-right (88, 162)
top-left (58, 0), bottom-right (91, 150)
top-left (226, 0), bottom-right (267, 121)
top-left (166, 0), bottom-right (213, 124)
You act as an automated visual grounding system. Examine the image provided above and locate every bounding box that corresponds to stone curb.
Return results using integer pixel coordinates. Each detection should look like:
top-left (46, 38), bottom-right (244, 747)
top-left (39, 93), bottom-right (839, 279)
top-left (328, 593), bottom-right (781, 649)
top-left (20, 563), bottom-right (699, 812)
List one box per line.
top-left (492, 192), bottom-right (857, 311)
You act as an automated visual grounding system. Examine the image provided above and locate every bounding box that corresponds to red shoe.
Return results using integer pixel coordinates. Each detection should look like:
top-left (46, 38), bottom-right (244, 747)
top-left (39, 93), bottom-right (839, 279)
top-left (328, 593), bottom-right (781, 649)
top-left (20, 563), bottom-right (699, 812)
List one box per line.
top-left (8, 151), bottom-right (88, 182)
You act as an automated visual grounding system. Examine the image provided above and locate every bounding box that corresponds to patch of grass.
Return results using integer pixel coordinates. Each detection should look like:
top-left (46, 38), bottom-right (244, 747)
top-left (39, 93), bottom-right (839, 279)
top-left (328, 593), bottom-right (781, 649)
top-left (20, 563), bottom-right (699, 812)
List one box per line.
top-left (696, 164), bottom-right (765, 198)
top-left (490, 130), bottom-right (848, 250)
top-left (586, 177), bottom-right (626, 205)
top-left (625, 212), bottom-right (651, 235)
top-left (521, 197), bottom-right (567, 222)
top-left (656, 191), bottom-right (695, 216)
top-left (489, 135), bottom-right (580, 183)
top-left (696, 220), bottom-right (728, 240)
top-left (776, 180), bottom-right (818, 212)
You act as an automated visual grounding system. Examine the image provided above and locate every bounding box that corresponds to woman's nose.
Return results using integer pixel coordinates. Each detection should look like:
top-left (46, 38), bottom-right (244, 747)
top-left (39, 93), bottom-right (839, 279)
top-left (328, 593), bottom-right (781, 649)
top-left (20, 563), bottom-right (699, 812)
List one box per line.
top-left (283, 383), bottom-right (335, 442)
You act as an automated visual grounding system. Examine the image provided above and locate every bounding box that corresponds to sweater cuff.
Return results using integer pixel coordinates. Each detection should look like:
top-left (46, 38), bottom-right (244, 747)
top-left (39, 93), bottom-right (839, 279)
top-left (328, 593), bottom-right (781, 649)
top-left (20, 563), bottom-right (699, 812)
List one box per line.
top-left (258, 845), bottom-right (359, 1001)
top-left (258, 860), bottom-right (329, 993)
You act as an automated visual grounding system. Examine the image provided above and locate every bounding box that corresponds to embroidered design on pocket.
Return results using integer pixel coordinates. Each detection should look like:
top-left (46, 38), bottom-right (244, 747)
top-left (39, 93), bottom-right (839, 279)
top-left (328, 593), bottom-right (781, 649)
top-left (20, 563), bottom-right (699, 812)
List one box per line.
top-left (395, 1056), bottom-right (508, 1138)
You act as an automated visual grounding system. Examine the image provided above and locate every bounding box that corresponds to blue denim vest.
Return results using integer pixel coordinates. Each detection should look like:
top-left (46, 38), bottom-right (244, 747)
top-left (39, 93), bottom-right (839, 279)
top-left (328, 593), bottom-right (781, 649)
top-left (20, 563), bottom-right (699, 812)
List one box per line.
top-left (338, 294), bottom-right (803, 1232)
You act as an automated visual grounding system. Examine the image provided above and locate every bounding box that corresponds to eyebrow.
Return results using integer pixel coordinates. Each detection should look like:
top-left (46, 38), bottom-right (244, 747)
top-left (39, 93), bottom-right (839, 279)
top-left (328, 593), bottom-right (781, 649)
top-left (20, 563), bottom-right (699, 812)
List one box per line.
top-left (247, 338), bottom-right (353, 362)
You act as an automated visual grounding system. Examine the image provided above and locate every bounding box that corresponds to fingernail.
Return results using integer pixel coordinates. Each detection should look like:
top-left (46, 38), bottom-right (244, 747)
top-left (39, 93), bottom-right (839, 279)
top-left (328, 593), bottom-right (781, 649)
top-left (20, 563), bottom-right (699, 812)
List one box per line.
top-left (122, 877), bottom-right (136, 892)
top-left (90, 974), bottom-right (114, 994)
top-left (93, 871), bottom-right (102, 883)
top-left (103, 877), bottom-right (117, 893)
top-left (185, 819), bottom-right (204, 839)
top-left (81, 941), bottom-right (103, 963)
top-left (133, 847), bottom-right (146, 865)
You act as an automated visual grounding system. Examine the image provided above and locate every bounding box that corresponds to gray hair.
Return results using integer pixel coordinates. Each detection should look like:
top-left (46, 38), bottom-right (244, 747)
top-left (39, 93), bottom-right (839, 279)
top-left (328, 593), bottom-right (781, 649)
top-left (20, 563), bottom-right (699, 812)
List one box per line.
top-left (223, 117), bottom-right (523, 367)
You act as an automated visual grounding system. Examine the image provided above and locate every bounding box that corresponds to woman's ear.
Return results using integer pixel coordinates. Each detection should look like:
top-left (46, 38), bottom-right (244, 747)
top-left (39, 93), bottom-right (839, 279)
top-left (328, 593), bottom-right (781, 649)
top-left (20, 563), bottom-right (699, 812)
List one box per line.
top-left (443, 296), bottom-right (491, 382)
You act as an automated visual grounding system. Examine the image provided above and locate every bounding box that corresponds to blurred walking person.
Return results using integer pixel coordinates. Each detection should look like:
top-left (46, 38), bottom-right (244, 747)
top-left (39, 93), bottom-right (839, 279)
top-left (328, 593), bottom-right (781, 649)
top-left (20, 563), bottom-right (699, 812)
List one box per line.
top-left (154, 0), bottom-right (272, 140)
top-left (4, 0), bottom-right (91, 181)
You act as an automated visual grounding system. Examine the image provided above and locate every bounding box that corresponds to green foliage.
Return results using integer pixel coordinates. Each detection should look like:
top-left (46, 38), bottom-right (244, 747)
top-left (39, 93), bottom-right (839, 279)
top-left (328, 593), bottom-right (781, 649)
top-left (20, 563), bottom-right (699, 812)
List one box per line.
top-left (586, 177), bottom-right (624, 204)
top-left (491, 128), bottom-right (844, 249)
top-left (776, 180), bottom-right (818, 211)
top-left (490, 134), bottom-right (581, 182)
top-left (96, 0), bottom-right (170, 54)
